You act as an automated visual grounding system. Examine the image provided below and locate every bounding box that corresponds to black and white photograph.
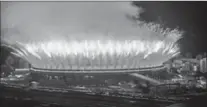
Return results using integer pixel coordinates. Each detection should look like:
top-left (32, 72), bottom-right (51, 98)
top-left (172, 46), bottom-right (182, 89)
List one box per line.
top-left (1, 1), bottom-right (207, 107)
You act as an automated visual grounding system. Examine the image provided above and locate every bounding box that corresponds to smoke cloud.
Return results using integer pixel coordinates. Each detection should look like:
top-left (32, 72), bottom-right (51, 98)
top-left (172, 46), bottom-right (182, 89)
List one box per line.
top-left (1, 2), bottom-right (177, 43)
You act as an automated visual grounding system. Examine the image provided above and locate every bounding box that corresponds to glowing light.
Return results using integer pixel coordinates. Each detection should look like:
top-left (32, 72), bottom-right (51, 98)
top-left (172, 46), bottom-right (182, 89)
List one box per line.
top-left (1, 2), bottom-right (183, 72)
top-left (12, 39), bottom-right (180, 70)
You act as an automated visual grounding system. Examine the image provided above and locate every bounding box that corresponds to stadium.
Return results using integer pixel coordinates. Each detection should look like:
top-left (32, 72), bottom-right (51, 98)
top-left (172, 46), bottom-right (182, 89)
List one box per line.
top-left (2, 38), bottom-right (207, 107)
top-left (1, 31), bottom-right (207, 107)
top-left (0, 36), bottom-right (187, 90)
top-left (1, 2), bottom-right (207, 107)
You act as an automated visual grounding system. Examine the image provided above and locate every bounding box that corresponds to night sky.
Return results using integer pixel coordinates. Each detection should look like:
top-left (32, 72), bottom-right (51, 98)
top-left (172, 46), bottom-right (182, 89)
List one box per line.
top-left (134, 1), bottom-right (207, 57)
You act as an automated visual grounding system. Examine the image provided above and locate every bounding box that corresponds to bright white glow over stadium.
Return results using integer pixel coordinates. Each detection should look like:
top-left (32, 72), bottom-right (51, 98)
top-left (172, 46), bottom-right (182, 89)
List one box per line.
top-left (1, 2), bottom-right (183, 70)
top-left (12, 38), bottom-right (180, 69)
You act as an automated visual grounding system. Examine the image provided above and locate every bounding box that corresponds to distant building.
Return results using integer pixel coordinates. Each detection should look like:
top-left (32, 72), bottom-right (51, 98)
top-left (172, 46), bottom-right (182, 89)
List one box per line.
top-left (200, 58), bottom-right (207, 73)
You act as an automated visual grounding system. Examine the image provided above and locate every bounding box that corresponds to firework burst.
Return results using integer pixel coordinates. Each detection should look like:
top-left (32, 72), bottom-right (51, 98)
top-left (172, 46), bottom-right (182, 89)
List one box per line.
top-left (3, 28), bottom-right (182, 70)
top-left (1, 2), bottom-right (183, 72)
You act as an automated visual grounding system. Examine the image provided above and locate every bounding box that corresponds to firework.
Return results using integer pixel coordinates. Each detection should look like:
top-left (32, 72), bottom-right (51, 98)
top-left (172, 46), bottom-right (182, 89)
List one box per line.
top-left (6, 36), bottom-right (181, 70)
top-left (1, 2), bottom-right (183, 72)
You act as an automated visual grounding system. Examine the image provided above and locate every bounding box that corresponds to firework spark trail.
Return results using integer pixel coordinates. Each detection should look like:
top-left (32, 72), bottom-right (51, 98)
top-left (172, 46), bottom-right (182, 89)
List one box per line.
top-left (1, 2), bottom-right (183, 71)
top-left (10, 39), bottom-right (181, 70)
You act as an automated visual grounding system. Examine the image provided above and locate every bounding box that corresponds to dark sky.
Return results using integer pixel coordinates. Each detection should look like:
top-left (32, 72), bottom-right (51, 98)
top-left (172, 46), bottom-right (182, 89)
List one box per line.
top-left (134, 1), bottom-right (207, 56)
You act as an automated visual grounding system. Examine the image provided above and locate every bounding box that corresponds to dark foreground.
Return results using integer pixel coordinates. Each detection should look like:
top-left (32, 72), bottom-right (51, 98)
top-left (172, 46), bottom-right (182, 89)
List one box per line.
top-left (0, 83), bottom-right (173, 107)
top-left (0, 97), bottom-right (170, 107)
top-left (1, 94), bottom-right (207, 107)
top-left (1, 83), bottom-right (207, 107)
